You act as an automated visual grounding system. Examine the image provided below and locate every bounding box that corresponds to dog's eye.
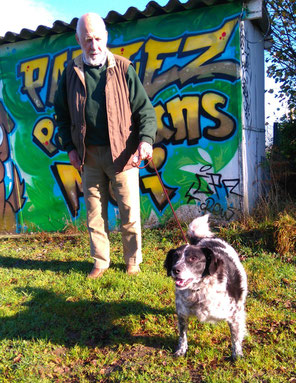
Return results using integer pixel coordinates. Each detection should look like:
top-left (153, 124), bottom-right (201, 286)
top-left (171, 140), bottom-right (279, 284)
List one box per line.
top-left (188, 256), bottom-right (197, 262)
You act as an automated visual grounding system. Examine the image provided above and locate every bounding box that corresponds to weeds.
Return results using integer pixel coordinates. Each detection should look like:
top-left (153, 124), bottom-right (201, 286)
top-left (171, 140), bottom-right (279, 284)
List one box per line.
top-left (0, 214), bottom-right (295, 382)
top-left (274, 210), bottom-right (296, 258)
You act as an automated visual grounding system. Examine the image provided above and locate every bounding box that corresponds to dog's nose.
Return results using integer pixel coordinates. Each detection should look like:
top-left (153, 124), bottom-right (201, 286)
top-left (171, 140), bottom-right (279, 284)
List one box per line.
top-left (173, 266), bottom-right (180, 275)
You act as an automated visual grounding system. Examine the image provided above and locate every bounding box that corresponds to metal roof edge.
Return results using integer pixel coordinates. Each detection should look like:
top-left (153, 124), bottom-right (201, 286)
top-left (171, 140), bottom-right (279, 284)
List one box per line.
top-left (0, 0), bottom-right (266, 46)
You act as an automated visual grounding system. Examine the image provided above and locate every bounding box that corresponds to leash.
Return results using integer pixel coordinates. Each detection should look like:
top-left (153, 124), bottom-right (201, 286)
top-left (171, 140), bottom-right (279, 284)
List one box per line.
top-left (133, 157), bottom-right (188, 243)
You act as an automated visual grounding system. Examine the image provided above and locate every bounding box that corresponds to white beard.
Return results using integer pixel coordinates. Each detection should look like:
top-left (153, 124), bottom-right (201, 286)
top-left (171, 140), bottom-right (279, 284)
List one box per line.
top-left (83, 50), bottom-right (107, 67)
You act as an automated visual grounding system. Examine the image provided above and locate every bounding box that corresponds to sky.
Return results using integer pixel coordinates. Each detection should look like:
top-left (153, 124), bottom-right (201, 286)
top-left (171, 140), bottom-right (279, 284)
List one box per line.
top-left (0, 0), bottom-right (286, 132)
top-left (0, 0), bottom-right (182, 35)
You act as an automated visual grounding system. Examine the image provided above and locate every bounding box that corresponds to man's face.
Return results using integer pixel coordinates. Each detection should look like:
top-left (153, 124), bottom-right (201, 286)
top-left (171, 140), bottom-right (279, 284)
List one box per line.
top-left (76, 17), bottom-right (108, 65)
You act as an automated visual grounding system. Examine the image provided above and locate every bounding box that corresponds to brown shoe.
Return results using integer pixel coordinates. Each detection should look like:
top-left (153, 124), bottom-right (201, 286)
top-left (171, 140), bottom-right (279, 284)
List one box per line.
top-left (87, 267), bottom-right (107, 279)
top-left (126, 265), bottom-right (141, 275)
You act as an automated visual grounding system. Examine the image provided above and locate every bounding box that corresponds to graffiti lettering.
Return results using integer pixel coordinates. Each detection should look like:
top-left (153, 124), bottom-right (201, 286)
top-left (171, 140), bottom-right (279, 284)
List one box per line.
top-left (143, 36), bottom-right (182, 90)
top-left (143, 17), bottom-right (239, 97)
top-left (18, 17), bottom-right (238, 112)
top-left (10, 10), bottom-right (243, 227)
top-left (199, 197), bottom-right (236, 221)
top-left (182, 18), bottom-right (237, 73)
top-left (46, 50), bottom-right (68, 106)
top-left (18, 56), bottom-right (49, 111)
top-left (51, 162), bottom-right (83, 217)
top-left (110, 42), bottom-right (144, 75)
top-left (154, 104), bottom-right (175, 143)
top-left (147, 146), bottom-right (167, 170)
top-left (140, 172), bottom-right (178, 212)
top-left (32, 117), bottom-right (58, 157)
top-left (185, 164), bottom-right (241, 221)
top-left (223, 179), bottom-right (241, 197)
top-left (202, 91), bottom-right (236, 141)
top-left (166, 95), bottom-right (200, 144)
top-left (0, 101), bottom-right (26, 231)
top-left (18, 49), bottom-right (81, 112)
top-left (155, 91), bottom-right (236, 146)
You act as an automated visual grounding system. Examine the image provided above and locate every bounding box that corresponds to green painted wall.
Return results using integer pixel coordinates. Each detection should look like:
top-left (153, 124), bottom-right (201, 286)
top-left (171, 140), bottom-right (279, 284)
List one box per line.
top-left (0, 3), bottom-right (243, 233)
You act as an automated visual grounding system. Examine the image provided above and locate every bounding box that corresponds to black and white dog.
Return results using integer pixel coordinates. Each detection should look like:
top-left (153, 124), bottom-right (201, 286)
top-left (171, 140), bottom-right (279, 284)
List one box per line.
top-left (164, 215), bottom-right (247, 359)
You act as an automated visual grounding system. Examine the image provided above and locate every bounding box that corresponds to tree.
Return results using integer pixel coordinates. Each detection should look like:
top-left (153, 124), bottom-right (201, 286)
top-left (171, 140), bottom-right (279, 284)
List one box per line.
top-left (265, 0), bottom-right (296, 111)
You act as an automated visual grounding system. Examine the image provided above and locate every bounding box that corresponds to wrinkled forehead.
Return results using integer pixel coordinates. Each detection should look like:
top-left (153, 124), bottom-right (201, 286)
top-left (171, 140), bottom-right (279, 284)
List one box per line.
top-left (82, 24), bottom-right (107, 40)
top-left (84, 30), bottom-right (106, 41)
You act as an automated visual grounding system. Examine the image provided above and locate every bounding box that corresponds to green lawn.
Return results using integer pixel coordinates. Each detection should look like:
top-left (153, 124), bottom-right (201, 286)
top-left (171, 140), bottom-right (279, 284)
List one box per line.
top-left (0, 224), bottom-right (295, 382)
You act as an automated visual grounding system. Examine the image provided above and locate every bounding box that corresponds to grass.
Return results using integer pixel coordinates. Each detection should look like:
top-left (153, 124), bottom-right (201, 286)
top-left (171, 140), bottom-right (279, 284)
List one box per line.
top-left (0, 222), bottom-right (295, 383)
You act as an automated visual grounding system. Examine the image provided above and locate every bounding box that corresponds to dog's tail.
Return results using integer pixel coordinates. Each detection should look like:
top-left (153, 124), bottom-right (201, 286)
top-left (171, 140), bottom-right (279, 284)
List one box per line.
top-left (187, 214), bottom-right (214, 244)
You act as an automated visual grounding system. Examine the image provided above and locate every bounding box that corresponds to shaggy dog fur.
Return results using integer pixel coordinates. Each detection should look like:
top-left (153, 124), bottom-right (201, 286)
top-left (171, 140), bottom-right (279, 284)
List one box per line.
top-left (164, 215), bottom-right (247, 359)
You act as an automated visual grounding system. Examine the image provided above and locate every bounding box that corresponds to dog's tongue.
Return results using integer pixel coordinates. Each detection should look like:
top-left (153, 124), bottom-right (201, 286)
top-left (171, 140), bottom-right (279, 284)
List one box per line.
top-left (175, 278), bottom-right (187, 287)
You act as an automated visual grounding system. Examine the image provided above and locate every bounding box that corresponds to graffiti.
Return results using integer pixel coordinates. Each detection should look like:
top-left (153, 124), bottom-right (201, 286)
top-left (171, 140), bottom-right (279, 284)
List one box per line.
top-left (140, 171), bottom-right (178, 212)
top-left (0, 101), bottom-right (26, 232)
top-left (17, 17), bottom-right (239, 112)
top-left (16, 19), bottom-right (239, 216)
top-left (136, 17), bottom-right (239, 98)
top-left (240, 20), bottom-right (251, 124)
top-left (51, 162), bottom-right (83, 217)
top-left (18, 56), bottom-right (50, 111)
top-left (154, 91), bottom-right (236, 145)
top-left (0, 4), bottom-right (245, 231)
top-left (184, 164), bottom-right (241, 220)
top-left (32, 117), bottom-right (58, 157)
top-left (17, 49), bottom-right (81, 112)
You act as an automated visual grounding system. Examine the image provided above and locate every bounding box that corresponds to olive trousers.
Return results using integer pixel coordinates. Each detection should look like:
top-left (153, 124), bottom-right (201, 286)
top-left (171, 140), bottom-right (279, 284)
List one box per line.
top-left (81, 146), bottom-right (142, 269)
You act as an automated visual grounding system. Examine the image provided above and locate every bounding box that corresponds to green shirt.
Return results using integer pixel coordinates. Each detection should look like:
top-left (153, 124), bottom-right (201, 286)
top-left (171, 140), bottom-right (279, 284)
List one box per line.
top-left (84, 63), bottom-right (109, 146)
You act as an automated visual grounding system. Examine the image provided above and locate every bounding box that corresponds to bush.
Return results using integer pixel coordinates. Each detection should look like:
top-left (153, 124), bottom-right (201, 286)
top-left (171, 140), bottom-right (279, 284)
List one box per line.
top-left (269, 117), bottom-right (296, 199)
top-left (274, 209), bottom-right (296, 258)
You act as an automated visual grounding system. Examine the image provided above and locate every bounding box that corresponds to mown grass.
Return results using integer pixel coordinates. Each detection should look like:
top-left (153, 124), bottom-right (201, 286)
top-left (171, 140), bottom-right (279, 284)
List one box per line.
top-left (0, 221), bottom-right (295, 383)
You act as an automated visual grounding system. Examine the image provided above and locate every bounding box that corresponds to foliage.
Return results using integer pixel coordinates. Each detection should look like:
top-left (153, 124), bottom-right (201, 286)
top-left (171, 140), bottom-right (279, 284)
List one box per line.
top-left (274, 210), bottom-right (296, 257)
top-left (265, 0), bottom-right (296, 110)
top-left (275, 118), bottom-right (296, 167)
top-left (0, 220), bottom-right (295, 382)
top-left (266, 117), bottom-right (296, 199)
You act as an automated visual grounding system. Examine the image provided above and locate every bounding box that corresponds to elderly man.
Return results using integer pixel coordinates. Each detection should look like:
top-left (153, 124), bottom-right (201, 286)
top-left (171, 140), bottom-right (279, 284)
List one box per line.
top-left (54, 13), bottom-right (157, 278)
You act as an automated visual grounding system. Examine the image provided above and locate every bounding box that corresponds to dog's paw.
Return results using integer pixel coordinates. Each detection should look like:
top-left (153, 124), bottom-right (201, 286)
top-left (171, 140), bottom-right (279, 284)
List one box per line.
top-left (234, 353), bottom-right (244, 359)
top-left (173, 348), bottom-right (187, 357)
top-left (231, 345), bottom-right (244, 360)
top-left (230, 352), bottom-right (243, 362)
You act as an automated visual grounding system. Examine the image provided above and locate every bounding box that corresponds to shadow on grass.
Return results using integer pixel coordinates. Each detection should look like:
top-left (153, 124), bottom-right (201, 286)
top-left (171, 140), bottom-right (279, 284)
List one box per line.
top-left (0, 286), bottom-right (176, 351)
top-left (0, 255), bottom-right (156, 274)
top-left (0, 255), bottom-right (92, 274)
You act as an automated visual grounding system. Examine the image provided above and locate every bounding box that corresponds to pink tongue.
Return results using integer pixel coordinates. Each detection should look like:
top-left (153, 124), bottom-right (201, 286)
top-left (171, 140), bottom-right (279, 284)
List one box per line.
top-left (176, 279), bottom-right (186, 287)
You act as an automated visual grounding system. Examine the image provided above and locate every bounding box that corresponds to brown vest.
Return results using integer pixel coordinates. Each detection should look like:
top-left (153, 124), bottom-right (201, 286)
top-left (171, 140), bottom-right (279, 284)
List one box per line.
top-left (66, 52), bottom-right (138, 173)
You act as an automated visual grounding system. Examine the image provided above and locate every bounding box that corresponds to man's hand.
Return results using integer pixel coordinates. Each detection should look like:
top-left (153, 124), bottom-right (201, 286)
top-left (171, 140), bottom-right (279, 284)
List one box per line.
top-left (132, 142), bottom-right (153, 167)
top-left (68, 149), bottom-right (82, 172)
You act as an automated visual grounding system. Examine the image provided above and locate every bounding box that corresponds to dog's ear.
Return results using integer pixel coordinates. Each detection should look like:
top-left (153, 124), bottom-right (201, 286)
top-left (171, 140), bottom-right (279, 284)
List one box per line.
top-left (209, 255), bottom-right (223, 275)
top-left (164, 249), bottom-right (175, 277)
top-left (201, 247), bottom-right (223, 276)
